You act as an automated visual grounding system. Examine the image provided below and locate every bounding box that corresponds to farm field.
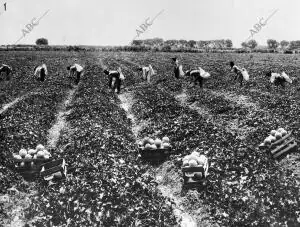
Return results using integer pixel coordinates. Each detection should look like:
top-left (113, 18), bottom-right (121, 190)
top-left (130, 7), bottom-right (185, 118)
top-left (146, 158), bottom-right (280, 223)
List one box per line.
top-left (0, 50), bottom-right (300, 227)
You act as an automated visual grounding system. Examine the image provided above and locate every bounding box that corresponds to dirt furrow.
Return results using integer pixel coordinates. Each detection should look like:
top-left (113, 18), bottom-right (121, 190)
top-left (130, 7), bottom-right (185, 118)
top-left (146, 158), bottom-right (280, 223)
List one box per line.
top-left (47, 87), bottom-right (77, 149)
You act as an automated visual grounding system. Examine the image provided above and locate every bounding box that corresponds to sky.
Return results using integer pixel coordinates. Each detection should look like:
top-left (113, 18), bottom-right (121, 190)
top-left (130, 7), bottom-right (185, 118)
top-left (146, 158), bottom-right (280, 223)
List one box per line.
top-left (0, 0), bottom-right (299, 47)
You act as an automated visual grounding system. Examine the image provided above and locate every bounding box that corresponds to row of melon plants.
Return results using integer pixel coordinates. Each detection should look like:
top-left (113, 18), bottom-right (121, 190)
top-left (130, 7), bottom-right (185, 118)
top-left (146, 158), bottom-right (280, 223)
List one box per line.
top-left (26, 53), bottom-right (177, 226)
top-left (0, 71), bottom-right (72, 226)
top-left (0, 51), bottom-right (79, 106)
top-left (112, 54), bottom-right (300, 226)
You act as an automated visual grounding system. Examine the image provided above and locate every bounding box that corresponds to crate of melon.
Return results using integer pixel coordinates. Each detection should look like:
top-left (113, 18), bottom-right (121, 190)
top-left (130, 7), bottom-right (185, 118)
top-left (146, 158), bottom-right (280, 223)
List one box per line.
top-left (258, 128), bottom-right (298, 159)
top-left (13, 145), bottom-right (52, 180)
top-left (181, 152), bottom-right (209, 188)
top-left (40, 159), bottom-right (67, 181)
top-left (138, 136), bottom-right (172, 162)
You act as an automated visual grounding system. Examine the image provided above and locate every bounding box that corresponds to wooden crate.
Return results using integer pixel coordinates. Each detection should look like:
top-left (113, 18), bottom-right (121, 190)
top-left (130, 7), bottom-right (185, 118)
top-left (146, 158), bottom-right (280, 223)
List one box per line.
top-left (258, 133), bottom-right (298, 159)
top-left (40, 159), bottom-right (67, 181)
top-left (139, 147), bottom-right (172, 162)
top-left (13, 158), bottom-right (52, 180)
top-left (182, 160), bottom-right (209, 188)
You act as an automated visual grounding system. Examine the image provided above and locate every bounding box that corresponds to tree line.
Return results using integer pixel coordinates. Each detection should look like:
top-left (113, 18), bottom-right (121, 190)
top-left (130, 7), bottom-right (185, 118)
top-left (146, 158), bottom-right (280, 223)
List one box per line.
top-left (130, 38), bottom-right (233, 51)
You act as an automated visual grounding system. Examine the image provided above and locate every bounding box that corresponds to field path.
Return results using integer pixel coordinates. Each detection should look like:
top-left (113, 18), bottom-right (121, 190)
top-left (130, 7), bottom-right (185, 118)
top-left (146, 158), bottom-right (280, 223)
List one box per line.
top-left (113, 58), bottom-right (203, 227)
top-left (47, 87), bottom-right (77, 149)
top-left (209, 89), bottom-right (260, 111)
top-left (0, 95), bottom-right (27, 115)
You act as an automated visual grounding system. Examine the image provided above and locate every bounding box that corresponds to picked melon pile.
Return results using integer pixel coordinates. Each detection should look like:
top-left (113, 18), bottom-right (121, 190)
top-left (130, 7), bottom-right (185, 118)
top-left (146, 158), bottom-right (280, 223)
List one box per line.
top-left (138, 136), bottom-right (171, 150)
top-left (263, 128), bottom-right (288, 146)
top-left (182, 151), bottom-right (207, 168)
top-left (13, 144), bottom-right (52, 167)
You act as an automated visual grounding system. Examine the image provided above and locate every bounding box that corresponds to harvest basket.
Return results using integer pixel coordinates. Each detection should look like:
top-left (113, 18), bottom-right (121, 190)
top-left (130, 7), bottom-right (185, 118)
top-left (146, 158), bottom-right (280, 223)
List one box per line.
top-left (182, 159), bottom-right (209, 188)
top-left (40, 159), bottom-right (67, 181)
top-left (14, 158), bottom-right (53, 180)
top-left (259, 132), bottom-right (298, 159)
top-left (138, 146), bottom-right (172, 162)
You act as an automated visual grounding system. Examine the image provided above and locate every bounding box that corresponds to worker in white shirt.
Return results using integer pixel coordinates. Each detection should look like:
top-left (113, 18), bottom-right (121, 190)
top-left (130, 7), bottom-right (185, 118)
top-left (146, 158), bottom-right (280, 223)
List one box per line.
top-left (138, 65), bottom-right (155, 83)
top-left (103, 67), bottom-right (125, 94)
top-left (0, 64), bottom-right (12, 81)
top-left (172, 57), bottom-right (184, 79)
top-left (229, 61), bottom-right (249, 86)
top-left (266, 71), bottom-right (292, 88)
top-left (33, 64), bottom-right (48, 81)
top-left (67, 63), bottom-right (84, 85)
top-left (185, 67), bottom-right (211, 88)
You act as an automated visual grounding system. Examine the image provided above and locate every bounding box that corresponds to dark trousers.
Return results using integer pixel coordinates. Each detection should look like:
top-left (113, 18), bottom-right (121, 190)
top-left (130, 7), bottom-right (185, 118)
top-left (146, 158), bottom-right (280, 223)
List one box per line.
top-left (40, 69), bottom-right (46, 82)
top-left (234, 72), bottom-right (243, 86)
top-left (109, 76), bottom-right (121, 93)
top-left (192, 72), bottom-right (203, 88)
top-left (75, 71), bottom-right (81, 85)
top-left (0, 70), bottom-right (10, 80)
top-left (274, 77), bottom-right (286, 88)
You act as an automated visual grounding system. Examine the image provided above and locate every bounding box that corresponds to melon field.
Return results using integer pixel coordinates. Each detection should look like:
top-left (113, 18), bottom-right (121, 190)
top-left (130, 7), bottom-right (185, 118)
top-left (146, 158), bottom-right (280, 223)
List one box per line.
top-left (0, 50), bottom-right (300, 227)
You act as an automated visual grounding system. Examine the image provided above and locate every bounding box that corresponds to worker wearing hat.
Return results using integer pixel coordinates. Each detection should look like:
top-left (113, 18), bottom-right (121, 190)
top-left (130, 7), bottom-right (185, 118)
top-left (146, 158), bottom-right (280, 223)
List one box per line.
top-left (0, 64), bottom-right (12, 81)
top-left (172, 57), bottom-right (184, 79)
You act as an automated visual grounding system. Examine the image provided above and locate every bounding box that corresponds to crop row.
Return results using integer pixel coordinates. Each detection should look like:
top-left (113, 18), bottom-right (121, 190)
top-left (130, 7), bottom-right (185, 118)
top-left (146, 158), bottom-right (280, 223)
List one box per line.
top-left (27, 53), bottom-right (177, 226)
top-left (112, 53), bottom-right (300, 226)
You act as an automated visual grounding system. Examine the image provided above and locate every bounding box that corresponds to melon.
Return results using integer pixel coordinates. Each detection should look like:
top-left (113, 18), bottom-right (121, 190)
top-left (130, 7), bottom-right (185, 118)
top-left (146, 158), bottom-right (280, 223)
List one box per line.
top-left (37, 150), bottom-right (45, 158)
top-left (275, 132), bottom-right (282, 140)
top-left (278, 128), bottom-right (287, 136)
top-left (189, 159), bottom-right (198, 167)
top-left (162, 136), bottom-right (170, 143)
top-left (28, 149), bottom-right (36, 155)
top-left (53, 172), bottom-right (63, 179)
top-left (150, 144), bottom-right (157, 150)
top-left (14, 154), bottom-right (22, 160)
top-left (194, 172), bottom-right (203, 180)
top-left (281, 129), bottom-right (287, 136)
top-left (182, 160), bottom-right (189, 167)
top-left (196, 157), bottom-right (205, 166)
top-left (154, 139), bottom-right (162, 148)
top-left (264, 137), bottom-right (271, 145)
top-left (183, 155), bottom-right (190, 162)
top-left (149, 138), bottom-right (155, 145)
top-left (143, 137), bottom-right (150, 146)
top-left (189, 155), bottom-right (198, 162)
top-left (270, 130), bottom-right (277, 136)
top-left (198, 155), bottom-right (207, 165)
top-left (44, 155), bottom-right (50, 160)
top-left (43, 150), bottom-right (50, 156)
top-left (138, 141), bottom-right (143, 147)
top-left (19, 149), bottom-right (27, 158)
top-left (36, 144), bottom-right (45, 151)
top-left (25, 154), bottom-right (32, 160)
top-left (191, 151), bottom-right (200, 157)
top-left (144, 144), bottom-right (151, 150)
top-left (162, 143), bottom-right (171, 149)
top-left (269, 135), bottom-right (276, 143)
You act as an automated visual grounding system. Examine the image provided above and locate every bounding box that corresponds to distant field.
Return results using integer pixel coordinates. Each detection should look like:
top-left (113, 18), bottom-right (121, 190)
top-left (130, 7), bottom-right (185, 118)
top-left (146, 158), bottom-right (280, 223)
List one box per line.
top-left (0, 51), bottom-right (299, 226)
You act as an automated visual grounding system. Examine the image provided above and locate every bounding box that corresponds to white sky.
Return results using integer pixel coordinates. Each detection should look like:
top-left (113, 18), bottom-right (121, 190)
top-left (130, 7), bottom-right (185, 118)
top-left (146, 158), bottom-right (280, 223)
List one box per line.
top-left (0, 0), bottom-right (299, 47)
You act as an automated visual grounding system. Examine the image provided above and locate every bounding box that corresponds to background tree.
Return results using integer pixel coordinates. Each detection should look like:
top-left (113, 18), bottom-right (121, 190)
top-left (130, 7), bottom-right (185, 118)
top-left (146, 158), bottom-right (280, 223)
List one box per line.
top-left (164, 39), bottom-right (178, 46)
top-left (241, 41), bottom-right (248, 49)
top-left (280, 40), bottom-right (289, 50)
top-left (179, 39), bottom-right (188, 48)
top-left (225, 39), bottom-right (233, 48)
top-left (267, 39), bottom-right (279, 49)
top-left (132, 40), bottom-right (143, 46)
top-left (188, 40), bottom-right (196, 48)
top-left (288, 40), bottom-right (300, 50)
top-left (36, 38), bottom-right (48, 45)
top-left (247, 39), bottom-right (258, 49)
